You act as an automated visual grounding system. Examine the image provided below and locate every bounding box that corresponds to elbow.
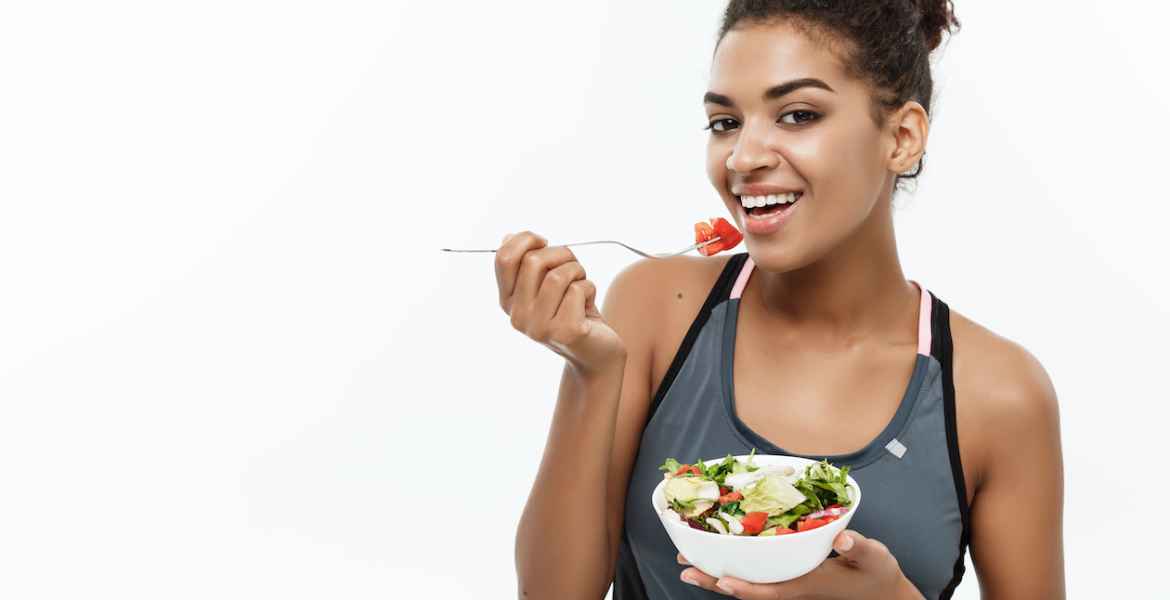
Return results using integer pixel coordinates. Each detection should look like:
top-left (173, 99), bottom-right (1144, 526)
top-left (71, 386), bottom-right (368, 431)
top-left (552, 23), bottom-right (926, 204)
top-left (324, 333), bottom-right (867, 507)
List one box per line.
top-left (515, 531), bottom-right (613, 600)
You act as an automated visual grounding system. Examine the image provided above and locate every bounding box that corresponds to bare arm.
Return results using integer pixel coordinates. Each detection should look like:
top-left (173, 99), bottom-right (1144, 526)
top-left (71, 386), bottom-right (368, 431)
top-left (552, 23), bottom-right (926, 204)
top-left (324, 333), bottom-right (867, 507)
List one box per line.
top-left (515, 362), bottom-right (628, 599)
top-left (967, 345), bottom-right (1066, 599)
top-left (499, 232), bottom-right (660, 599)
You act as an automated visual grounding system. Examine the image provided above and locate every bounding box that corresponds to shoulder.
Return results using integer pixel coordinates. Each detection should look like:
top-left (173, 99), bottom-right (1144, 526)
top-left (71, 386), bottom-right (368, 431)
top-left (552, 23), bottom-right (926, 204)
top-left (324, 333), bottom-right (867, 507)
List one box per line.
top-left (602, 252), bottom-right (735, 322)
top-left (601, 253), bottom-right (737, 357)
top-left (603, 251), bottom-right (730, 311)
top-left (948, 307), bottom-right (1062, 489)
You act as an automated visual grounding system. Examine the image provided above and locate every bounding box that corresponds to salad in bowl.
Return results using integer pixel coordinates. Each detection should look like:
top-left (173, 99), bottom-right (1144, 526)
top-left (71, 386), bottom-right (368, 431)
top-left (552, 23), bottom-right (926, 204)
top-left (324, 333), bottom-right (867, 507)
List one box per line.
top-left (651, 451), bottom-right (861, 583)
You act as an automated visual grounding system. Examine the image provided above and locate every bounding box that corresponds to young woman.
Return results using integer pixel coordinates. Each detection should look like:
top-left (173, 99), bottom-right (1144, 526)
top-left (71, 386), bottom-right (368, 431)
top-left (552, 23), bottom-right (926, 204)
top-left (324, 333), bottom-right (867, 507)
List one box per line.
top-left (495, 1), bottom-right (1064, 598)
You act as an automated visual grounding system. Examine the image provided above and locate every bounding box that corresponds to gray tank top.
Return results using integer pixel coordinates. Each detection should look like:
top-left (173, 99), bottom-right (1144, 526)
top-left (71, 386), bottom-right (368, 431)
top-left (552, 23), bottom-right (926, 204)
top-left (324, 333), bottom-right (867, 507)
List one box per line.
top-left (613, 253), bottom-right (971, 600)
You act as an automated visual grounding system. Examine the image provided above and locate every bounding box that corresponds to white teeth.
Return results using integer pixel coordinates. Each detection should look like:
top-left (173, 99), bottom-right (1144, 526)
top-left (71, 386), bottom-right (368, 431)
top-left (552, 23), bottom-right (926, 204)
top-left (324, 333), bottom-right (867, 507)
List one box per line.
top-left (739, 193), bottom-right (800, 209)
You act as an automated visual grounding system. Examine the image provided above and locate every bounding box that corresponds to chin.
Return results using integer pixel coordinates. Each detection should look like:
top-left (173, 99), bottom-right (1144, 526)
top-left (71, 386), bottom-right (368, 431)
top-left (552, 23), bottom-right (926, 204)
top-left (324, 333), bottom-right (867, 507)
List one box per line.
top-left (743, 239), bottom-right (796, 272)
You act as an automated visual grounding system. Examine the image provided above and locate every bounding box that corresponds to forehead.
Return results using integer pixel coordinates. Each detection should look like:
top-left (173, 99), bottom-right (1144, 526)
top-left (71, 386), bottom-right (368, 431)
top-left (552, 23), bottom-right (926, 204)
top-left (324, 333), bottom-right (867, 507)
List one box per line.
top-left (709, 21), bottom-right (852, 95)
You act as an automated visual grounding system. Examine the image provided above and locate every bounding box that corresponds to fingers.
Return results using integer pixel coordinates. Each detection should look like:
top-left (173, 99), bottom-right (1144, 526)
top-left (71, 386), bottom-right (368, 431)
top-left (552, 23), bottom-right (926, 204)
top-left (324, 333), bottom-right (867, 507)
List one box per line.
top-left (550, 279), bottom-right (596, 344)
top-left (678, 567), bottom-right (734, 596)
top-left (495, 231), bottom-right (595, 347)
top-left (681, 573), bottom-right (789, 599)
top-left (833, 530), bottom-right (898, 571)
top-left (535, 260), bottom-right (586, 331)
top-left (676, 557), bottom-right (781, 599)
top-left (511, 245), bottom-right (576, 311)
top-left (494, 231), bottom-right (547, 311)
top-left (508, 250), bottom-right (580, 342)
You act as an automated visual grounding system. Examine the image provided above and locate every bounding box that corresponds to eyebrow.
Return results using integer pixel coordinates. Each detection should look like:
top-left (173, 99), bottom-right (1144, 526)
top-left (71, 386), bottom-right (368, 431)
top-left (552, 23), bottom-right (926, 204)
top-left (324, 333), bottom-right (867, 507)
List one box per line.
top-left (703, 78), bottom-right (835, 107)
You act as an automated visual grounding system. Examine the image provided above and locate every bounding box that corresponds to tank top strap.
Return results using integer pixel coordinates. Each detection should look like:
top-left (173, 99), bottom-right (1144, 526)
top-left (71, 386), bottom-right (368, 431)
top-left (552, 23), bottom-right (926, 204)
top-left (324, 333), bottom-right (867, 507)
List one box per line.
top-left (726, 256), bottom-right (935, 356)
top-left (645, 253), bottom-right (749, 420)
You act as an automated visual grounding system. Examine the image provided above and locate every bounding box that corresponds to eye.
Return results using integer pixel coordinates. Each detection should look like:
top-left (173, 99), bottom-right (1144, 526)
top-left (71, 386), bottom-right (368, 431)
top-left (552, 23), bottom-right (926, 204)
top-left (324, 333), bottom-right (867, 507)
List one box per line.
top-left (779, 110), bottom-right (820, 125)
top-left (703, 118), bottom-right (739, 134)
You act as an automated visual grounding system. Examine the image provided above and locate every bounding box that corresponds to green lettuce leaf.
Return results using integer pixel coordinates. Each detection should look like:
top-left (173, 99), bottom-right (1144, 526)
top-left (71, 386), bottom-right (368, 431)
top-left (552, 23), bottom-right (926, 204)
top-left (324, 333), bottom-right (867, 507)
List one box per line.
top-left (664, 476), bottom-right (720, 518)
top-left (766, 503), bottom-right (812, 529)
top-left (658, 458), bottom-right (682, 474)
top-left (740, 473), bottom-right (807, 516)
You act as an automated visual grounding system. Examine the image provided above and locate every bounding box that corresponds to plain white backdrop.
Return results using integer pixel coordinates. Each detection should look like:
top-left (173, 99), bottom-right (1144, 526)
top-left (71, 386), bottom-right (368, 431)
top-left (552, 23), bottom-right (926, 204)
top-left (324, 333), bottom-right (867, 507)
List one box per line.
top-left (1, 1), bottom-right (1167, 598)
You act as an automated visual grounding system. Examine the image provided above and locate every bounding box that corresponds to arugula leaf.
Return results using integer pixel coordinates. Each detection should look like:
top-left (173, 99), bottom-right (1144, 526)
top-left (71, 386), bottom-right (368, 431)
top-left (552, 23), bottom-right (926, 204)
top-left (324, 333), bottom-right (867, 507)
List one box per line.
top-left (698, 454), bottom-right (738, 487)
top-left (802, 460), bottom-right (852, 506)
top-left (794, 479), bottom-right (824, 510)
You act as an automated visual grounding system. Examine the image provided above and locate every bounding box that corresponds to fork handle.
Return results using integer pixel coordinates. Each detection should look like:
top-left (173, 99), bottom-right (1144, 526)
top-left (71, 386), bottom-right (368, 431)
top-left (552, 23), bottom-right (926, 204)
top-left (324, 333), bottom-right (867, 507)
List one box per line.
top-left (441, 240), bottom-right (627, 252)
top-left (439, 238), bottom-right (718, 257)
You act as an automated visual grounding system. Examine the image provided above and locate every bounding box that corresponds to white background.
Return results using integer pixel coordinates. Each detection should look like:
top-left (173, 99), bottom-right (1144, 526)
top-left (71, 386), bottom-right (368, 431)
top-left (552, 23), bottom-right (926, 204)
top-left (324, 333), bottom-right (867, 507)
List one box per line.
top-left (1, 1), bottom-right (1167, 598)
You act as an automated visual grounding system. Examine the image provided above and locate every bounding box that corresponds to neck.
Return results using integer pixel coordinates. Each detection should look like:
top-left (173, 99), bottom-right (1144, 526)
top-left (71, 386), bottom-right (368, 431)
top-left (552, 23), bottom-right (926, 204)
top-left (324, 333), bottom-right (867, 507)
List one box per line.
top-left (752, 198), bottom-right (918, 340)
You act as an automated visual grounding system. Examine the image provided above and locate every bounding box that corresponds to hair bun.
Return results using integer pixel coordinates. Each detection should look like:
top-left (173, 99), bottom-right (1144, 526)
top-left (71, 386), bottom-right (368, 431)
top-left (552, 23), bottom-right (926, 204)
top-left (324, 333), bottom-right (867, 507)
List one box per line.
top-left (914, 0), bottom-right (960, 51)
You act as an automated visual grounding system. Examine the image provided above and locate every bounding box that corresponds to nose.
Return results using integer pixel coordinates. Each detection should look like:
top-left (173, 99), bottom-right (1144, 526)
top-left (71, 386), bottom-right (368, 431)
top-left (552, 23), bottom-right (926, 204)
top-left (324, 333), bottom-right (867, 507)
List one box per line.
top-left (725, 121), bottom-right (781, 173)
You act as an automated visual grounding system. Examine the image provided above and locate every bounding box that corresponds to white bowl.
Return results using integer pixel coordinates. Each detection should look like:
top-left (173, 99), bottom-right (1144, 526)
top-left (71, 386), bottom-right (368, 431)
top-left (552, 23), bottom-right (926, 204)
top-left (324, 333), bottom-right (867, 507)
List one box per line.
top-left (650, 454), bottom-right (861, 584)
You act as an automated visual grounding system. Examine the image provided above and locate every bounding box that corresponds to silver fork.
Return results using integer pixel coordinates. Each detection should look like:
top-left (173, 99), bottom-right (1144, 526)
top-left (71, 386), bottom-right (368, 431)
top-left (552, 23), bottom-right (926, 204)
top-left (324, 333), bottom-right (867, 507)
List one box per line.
top-left (440, 237), bottom-right (722, 259)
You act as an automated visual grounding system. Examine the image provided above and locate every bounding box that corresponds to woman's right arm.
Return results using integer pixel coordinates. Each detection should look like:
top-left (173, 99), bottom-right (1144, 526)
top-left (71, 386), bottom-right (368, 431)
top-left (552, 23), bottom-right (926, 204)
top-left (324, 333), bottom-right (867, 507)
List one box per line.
top-left (495, 232), bottom-right (659, 599)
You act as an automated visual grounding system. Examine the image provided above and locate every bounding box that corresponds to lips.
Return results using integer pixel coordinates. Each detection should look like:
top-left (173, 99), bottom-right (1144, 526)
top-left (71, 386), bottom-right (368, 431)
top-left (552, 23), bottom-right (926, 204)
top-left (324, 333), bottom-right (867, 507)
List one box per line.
top-left (738, 193), bottom-right (801, 236)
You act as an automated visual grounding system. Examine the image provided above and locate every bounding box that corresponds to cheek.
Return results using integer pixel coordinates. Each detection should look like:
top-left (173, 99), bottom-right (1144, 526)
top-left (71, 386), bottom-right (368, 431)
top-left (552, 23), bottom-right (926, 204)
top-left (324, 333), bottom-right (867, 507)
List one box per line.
top-left (785, 127), bottom-right (884, 208)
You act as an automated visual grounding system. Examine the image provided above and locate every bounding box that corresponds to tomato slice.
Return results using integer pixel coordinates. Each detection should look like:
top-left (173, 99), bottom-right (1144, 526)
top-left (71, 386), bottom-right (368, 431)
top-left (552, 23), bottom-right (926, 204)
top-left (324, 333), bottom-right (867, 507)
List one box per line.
top-left (718, 491), bottom-right (743, 505)
top-left (740, 511), bottom-right (768, 535)
top-left (773, 527), bottom-right (796, 535)
top-left (694, 221), bottom-right (716, 243)
top-left (674, 464), bottom-right (701, 477)
top-left (694, 218), bottom-right (743, 256)
top-left (695, 222), bottom-right (720, 256)
top-left (710, 217), bottom-right (744, 251)
top-left (796, 517), bottom-right (831, 532)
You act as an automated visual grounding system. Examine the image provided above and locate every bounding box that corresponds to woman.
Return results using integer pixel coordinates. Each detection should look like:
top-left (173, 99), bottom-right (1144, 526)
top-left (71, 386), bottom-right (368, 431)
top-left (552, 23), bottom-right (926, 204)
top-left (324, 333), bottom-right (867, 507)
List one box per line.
top-left (496, 1), bottom-right (1064, 598)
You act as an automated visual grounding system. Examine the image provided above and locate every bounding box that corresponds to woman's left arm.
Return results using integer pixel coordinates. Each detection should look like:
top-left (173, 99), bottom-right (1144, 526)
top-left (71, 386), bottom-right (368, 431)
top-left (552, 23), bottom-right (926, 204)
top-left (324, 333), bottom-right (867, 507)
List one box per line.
top-left (964, 346), bottom-right (1066, 599)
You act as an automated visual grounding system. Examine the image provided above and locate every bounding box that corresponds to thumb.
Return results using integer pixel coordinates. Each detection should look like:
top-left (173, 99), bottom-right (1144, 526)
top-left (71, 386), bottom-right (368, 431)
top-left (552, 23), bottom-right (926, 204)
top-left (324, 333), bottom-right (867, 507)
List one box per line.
top-left (833, 530), bottom-right (893, 569)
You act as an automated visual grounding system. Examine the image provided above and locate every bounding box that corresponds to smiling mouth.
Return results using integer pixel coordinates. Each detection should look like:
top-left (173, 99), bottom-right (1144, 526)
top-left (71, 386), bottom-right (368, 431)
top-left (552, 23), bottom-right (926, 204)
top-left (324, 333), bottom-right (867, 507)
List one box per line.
top-left (737, 192), bottom-right (803, 217)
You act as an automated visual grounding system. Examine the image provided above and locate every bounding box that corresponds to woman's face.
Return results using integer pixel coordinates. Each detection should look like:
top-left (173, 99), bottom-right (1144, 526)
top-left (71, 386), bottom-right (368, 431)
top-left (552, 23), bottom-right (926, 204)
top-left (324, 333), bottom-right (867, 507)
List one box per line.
top-left (705, 21), bottom-right (899, 271)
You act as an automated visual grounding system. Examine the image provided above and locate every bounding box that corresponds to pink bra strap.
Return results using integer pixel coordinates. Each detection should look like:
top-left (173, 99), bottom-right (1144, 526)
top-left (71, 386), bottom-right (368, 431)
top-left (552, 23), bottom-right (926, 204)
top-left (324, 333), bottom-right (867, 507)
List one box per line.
top-left (729, 256), bottom-right (754, 300)
top-left (913, 280), bottom-right (933, 356)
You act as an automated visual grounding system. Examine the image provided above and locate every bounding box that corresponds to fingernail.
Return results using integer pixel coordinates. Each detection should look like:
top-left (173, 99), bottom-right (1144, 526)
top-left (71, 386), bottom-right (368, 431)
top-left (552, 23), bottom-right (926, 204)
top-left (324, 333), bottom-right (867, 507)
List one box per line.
top-left (677, 555), bottom-right (690, 565)
top-left (836, 533), bottom-right (854, 552)
top-left (716, 579), bottom-right (735, 594)
top-left (501, 233), bottom-right (513, 244)
top-left (680, 571), bottom-right (698, 586)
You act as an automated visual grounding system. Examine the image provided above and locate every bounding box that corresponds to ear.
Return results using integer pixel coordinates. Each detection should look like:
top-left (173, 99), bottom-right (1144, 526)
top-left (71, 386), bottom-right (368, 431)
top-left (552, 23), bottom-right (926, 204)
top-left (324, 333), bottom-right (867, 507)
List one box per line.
top-left (886, 100), bottom-right (929, 175)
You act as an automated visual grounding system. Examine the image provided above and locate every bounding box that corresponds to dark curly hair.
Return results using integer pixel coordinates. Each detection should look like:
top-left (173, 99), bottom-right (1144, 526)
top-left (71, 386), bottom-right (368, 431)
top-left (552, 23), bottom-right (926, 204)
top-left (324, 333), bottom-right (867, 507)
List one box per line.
top-left (717, 0), bottom-right (960, 181)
